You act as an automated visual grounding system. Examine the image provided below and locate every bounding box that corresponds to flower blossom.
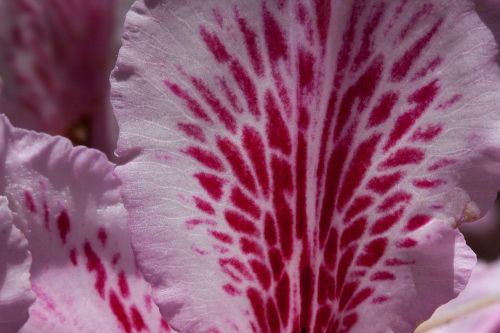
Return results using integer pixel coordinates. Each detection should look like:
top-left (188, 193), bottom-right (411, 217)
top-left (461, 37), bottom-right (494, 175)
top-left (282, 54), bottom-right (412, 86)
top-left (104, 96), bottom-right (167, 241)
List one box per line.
top-left (2, 0), bottom-right (500, 333)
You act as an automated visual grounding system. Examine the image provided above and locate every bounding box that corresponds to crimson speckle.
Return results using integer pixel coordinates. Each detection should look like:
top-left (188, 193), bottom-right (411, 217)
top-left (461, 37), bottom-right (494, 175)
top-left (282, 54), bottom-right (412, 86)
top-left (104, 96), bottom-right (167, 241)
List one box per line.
top-left (56, 210), bottom-right (70, 244)
top-left (24, 191), bottom-right (36, 213)
top-left (84, 241), bottom-right (107, 298)
top-left (109, 290), bottom-right (131, 333)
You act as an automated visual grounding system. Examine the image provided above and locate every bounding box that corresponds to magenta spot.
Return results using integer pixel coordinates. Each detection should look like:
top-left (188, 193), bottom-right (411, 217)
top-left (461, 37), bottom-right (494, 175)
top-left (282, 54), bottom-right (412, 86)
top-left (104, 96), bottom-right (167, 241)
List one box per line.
top-left (69, 248), bottom-right (78, 266)
top-left (324, 229), bottom-right (338, 269)
top-left (183, 146), bottom-right (226, 172)
top-left (84, 241), bottom-right (107, 298)
top-left (217, 137), bottom-right (257, 193)
top-left (340, 217), bottom-right (366, 248)
top-left (118, 271), bottom-right (130, 298)
top-left (219, 257), bottom-right (253, 282)
top-left (249, 259), bottom-right (271, 289)
top-left (242, 126), bottom-right (269, 197)
top-left (130, 306), bottom-right (147, 331)
top-left (224, 210), bottom-right (258, 236)
top-left (337, 134), bottom-right (382, 210)
top-left (264, 213), bottom-right (278, 246)
top-left (344, 196), bottom-right (374, 223)
top-left (367, 172), bottom-right (403, 194)
top-left (200, 26), bottom-right (231, 63)
top-left (357, 238), bottom-right (387, 267)
top-left (380, 148), bottom-right (425, 169)
top-left (112, 253), bottom-right (121, 266)
top-left (240, 237), bottom-right (263, 257)
top-left (236, 14), bottom-right (264, 76)
top-left (413, 178), bottom-right (445, 188)
top-left (378, 192), bottom-right (411, 211)
top-left (109, 290), bottom-right (131, 333)
top-left (247, 288), bottom-right (269, 333)
top-left (43, 202), bottom-right (49, 229)
top-left (346, 287), bottom-right (374, 311)
top-left (194, 173), bottom-right (225, 201)
top-left (298, 49), bottom-right (314, 91)
top-left (276, 273), bottom-right (290, 324)
top-left (208, 229), bottom-right (233, 244)
top-left (229, 60), bottom-right (261, 117)
top-left (370, 271), bottom-right (395, 281)
top-left (185, 218), bottom-right (216, 230)
top-left (428, 159), bottom-right (456, 171)
top-left (177, 123), bottom-right (206, 142)
top-left (164, 81), bottom-right (212, 123)
top-left (266, 298), bottom-right (281, 332)
top-left (265, 91), bottom-right (292, 155)
top-left (367, 91), bottom-right (399, 128)
top-left (263, 7), bottom-right (288, 63)
top-left (193, 196), bottom-right (215, 215)
top-left (98, 228), bottom-right (107, 247)
top-left (397, 238), bottom-right (418, 248)
top-left (411, 124), bottom-right (442, 142)
top-left (24, 191), bottom-right (36, 213)
top-left (57, 210), bottom-right (70, 244)
top-left (230, 187), bottom-right (261, 218)
top-left (370, 207), bottom-right (405, 235)
top-left (223, 283), bottom-right (241, 296)
top-left (406, 215), bottom-right (431, 231)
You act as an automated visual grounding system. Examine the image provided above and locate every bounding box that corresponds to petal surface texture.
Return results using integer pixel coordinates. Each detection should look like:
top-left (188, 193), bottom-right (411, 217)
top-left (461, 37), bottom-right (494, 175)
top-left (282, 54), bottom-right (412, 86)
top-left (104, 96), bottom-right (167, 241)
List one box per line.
top-left (0, 0), bottom-right (132, 154)
top-left (112, 1), bottom-right (500, 332)
top-left (0, 115), bottom-right (170, 333)
top-left (0, 196), bottom-right (34, 332)
top-left (423, 261), bottom-right (500, 333)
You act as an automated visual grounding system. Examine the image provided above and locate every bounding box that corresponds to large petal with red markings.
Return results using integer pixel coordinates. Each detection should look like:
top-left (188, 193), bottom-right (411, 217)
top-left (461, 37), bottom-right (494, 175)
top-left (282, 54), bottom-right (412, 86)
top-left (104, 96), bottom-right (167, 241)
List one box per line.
top-left (0, 115), bottom-right (171, 333)
top-left (0, 0), bottom-right (132, 155)
top-left (0, 197), bottom-right (34, 332)
top-left (112, 1), bottom-right (500, 332)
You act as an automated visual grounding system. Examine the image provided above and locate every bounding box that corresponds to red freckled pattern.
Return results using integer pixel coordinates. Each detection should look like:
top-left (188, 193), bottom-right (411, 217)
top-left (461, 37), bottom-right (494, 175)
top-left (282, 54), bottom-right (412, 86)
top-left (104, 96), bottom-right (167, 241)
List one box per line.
top-left (113, 0), bottom-right (486, 332)
top-left (155, 2), bottom-right (465, 331)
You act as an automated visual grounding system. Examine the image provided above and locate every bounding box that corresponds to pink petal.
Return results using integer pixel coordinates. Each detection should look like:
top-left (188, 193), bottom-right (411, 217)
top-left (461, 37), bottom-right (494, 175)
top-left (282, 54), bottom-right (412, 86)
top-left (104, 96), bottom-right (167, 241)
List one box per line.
top-left (0, 115), bottom-right (171, 332)
top-left (0, 0), bottom-right (132, 155)
top-left (0, 197), bottom-right (34, 332)
top-left (420, 261), bottom-right (500, 333)
top-left (112, 1), bottom-right (500, 332)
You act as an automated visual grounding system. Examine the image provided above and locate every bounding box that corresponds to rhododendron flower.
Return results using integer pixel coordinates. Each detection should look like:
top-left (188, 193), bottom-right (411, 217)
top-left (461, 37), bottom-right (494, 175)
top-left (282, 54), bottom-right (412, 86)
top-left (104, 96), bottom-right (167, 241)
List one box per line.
top-left (111, 0), bottom-right (500, 332)
top-left (0, 0), bottom-right (132, 156)
top-left (417, 260), bottom-right (500, 333)
top-left (2, 0), bottom-right (500, 332)
top-left (0, 115), bottom-right (172, 333)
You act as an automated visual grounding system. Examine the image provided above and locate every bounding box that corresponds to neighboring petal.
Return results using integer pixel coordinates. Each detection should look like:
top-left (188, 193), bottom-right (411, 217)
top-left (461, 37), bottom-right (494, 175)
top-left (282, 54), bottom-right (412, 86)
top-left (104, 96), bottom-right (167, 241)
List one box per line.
top-left (0, 0), bottom-right (132, 155)
top-left (0, 196), bottom-right (34, 333)
top-left (112, 1), bottom-right (500, 332)
top-left (0, 115), bottom-right (170, 332)
top-left (418, 261), bottom-right (500, 333)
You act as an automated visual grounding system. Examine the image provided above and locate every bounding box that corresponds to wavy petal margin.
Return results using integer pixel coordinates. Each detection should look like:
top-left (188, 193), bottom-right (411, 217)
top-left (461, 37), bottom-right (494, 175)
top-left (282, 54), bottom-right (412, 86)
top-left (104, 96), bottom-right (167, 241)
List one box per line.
top-left (0, 115), bottom-right (171, 332)
top-left (0, 197), bottom-right (34, 333)
top-left (112, 1), bottom-right (500, 332)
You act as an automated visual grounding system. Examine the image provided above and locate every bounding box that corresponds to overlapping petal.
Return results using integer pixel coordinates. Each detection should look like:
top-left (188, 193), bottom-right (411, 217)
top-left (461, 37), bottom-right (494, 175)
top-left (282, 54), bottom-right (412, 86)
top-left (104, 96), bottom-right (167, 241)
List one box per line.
top-left (0, 0), bottom-right (132, 155)
top-left (112, 1), bottom-right (500, 332)
top-left (0, 197), bottom-right (34, 333)
top-left (419, 261), bottom-right (500, 333)
top-left (0, 115), bottom-right (170, 332)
